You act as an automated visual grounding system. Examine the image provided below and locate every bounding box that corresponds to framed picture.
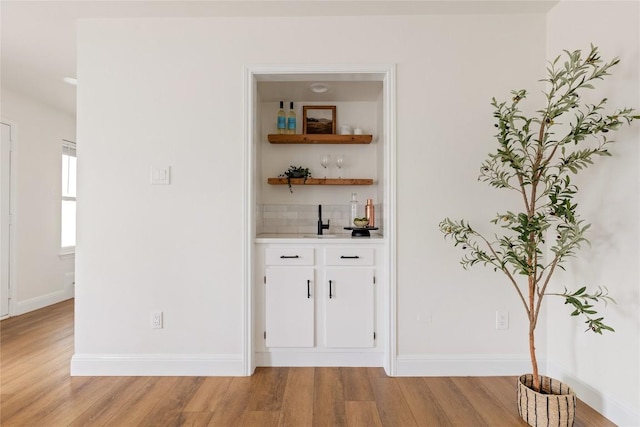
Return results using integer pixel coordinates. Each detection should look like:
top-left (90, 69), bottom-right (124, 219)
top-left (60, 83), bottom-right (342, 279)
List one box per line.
top-left (303, 106), bottom-right (336, 134)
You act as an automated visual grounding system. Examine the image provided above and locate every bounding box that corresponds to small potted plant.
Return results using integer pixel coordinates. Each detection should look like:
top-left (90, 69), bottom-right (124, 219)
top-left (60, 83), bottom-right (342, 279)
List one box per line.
top-left (279, 165), bottom-right (311, 193)
top-left (439, 45), bottom-right (638, 426)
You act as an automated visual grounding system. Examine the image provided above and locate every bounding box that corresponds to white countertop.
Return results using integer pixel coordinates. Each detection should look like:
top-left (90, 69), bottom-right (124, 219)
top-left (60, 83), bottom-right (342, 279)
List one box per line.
top-left (255, 233), bottom-right (384, 243)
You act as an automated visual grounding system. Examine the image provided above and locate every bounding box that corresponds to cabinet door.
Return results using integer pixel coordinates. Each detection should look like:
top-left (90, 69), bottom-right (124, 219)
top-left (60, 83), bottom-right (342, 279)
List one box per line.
top-left (265, 267), bottom-right (314, 348)
top-left (324, 268), bottom-right (374, 348)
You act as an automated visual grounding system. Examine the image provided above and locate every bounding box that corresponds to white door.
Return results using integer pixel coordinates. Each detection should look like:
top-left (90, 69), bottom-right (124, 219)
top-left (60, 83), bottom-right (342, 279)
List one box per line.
top-left (324, 268), bottom-right (375, 348)
top-left (1, 122), bottom-right (12, 317)
top-left (265, 267), bottom-right (315, 347)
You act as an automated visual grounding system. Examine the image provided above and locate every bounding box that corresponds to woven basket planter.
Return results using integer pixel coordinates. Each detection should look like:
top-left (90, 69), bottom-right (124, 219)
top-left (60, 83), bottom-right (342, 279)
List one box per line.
top-left (517, 374), bottom-right (576, 427)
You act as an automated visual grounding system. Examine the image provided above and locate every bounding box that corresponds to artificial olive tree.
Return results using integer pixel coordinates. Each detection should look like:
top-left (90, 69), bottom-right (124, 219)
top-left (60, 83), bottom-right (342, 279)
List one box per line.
top-left (439, 45), bottom-right (638, 392)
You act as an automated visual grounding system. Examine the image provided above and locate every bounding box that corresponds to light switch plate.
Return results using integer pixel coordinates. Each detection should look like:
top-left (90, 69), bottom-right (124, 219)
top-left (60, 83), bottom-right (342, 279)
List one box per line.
top-left (151, 166), bottom-right (171, 185)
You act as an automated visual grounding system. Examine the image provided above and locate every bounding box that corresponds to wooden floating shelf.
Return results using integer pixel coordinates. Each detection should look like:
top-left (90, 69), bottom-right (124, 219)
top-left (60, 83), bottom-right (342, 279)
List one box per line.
top-left (268, 178), bottom-right (374, 186)
top-left (267, 134), bottom-right (373, 144)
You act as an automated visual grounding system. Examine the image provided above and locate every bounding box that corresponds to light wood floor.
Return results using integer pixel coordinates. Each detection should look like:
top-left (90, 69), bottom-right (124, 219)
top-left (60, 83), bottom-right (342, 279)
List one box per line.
top-left (1, 300), bottom-right (614, 427)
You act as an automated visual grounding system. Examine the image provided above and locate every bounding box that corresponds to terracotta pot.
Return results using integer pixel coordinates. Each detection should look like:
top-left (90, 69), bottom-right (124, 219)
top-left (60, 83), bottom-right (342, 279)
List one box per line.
top-left (517, 374), bottom-right (576, 427)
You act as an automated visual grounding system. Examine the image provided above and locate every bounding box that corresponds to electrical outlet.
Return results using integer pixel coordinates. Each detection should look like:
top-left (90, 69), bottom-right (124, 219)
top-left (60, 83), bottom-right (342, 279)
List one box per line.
top-left (496, 311), bottom-right (509, 330)
top-left (151, 166), bottom-right (171, 185)
top-left (152, 312), bottom-right (163, 329)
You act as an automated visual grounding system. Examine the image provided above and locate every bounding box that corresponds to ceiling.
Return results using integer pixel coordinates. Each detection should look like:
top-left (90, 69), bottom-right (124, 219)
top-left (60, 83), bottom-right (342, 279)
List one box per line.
top-left (0, 1), bottom-right (557, 117)
top-left (258, 81), bottom-right (384, 103)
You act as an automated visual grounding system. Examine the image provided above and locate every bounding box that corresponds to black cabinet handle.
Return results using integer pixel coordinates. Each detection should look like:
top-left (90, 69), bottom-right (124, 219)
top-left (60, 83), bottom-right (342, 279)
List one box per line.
top-left (280, 255), bottom-right (299, 259)
top-left (307, 280), bottom-right (311, 299)
top-left (329, 280), bottom-right (333, 299)
top-left (340, 255), bottom-right (360, 259)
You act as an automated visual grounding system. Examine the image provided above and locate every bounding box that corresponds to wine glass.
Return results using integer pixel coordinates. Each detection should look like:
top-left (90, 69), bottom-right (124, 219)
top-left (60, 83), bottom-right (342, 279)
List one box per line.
top-left (335, 154), bottom-right (344, 178)
top-left (320, 154), bottom-right (331, 178)
top-left (320, 154), bottom-right (330, 178)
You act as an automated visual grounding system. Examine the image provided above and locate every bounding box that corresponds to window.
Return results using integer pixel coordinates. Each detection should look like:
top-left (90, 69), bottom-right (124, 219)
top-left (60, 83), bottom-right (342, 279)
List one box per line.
top-left (61, 141), bottom-right (76, 251)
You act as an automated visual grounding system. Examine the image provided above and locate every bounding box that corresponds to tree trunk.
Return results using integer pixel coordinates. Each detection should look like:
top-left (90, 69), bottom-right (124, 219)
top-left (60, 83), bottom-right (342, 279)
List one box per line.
top-left (529, 324), bottom-right (540, 392)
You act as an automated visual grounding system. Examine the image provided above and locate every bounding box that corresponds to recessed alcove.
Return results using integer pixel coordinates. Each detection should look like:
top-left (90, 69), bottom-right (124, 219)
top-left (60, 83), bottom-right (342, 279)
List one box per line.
top-left (245, 65), bottom-right (396, 373)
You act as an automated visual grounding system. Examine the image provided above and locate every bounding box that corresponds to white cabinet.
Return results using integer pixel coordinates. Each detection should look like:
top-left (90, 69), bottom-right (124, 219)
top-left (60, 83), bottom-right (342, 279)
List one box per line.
top-left (265, 267), bottom-right (314, 347)
top-left (264, 247), bottom-right (315, 348)
top-left (324, 267), bottom-right (374, 348)
top-left (324, 247), bottom-right (375, 348)
top-left (257, 242), bottom-right (382, 366)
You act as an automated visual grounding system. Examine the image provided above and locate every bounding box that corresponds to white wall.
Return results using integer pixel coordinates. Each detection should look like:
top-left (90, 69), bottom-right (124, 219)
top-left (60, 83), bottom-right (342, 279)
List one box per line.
top-left (546, 2), bottom-right (639, 425)
top-left (0, 88), bottom-right (76, 314)
top-left (75, 9), bottom-right (639, 423)
top-left (74, 13), bottom-right (546, 375)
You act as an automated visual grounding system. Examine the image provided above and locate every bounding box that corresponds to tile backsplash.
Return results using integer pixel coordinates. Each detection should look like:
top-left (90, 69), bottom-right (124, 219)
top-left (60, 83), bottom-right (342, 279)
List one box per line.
top-left (257, 203), bottom-right (382, 235)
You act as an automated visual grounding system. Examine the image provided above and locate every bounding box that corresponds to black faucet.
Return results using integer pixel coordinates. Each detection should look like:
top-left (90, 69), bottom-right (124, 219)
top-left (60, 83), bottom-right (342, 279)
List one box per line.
top-left (317, 204), bottom-right (330, 235)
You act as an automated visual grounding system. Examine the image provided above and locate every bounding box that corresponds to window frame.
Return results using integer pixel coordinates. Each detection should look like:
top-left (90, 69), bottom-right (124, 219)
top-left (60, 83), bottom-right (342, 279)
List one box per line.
top-left (60, 140), bottom-right (76, 255)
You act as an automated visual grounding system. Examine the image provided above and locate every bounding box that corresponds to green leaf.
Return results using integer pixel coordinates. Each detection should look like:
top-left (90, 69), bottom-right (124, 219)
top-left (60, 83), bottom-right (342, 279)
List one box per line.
top-left (572, 286), bottom-right (586, 296)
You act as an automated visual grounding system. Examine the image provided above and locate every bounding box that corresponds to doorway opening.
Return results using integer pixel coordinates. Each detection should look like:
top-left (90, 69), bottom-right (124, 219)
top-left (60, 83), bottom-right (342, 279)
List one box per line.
top-left (1, 121), bottom-right (15, 319)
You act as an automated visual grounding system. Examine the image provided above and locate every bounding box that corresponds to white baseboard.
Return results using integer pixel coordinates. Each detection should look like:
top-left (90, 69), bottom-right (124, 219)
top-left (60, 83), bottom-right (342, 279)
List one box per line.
top-left (394, 353), bottom-right (537, 376)
top-left (13, 283), bottom-right (74, 316)
top-left (256, 351), bottom-right (384, 367)
top-left (70, 353), bottom-right (246, 376)
top-left (547, 362), bottom-right (639, 427)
